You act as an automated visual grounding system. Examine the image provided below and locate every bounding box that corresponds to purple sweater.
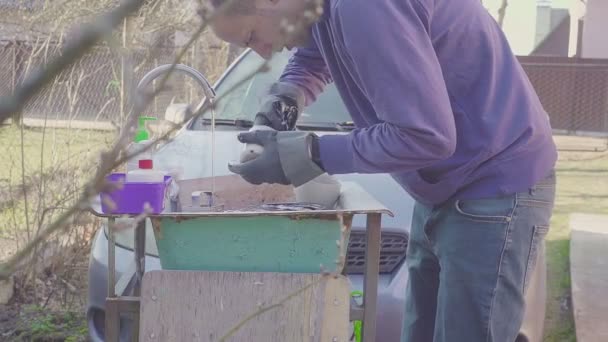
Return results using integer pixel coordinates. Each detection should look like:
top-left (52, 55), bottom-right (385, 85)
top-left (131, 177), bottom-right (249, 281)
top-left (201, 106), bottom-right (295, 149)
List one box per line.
top-left (279, 0), bottom-right (557, 205)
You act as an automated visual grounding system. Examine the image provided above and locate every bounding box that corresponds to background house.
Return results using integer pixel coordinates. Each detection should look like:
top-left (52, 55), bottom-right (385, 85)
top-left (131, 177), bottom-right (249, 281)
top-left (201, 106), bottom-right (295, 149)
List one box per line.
top-left (532, 1), bottom-right (571, 56)
top-left (580, 0), bottom-right (608, 58)
top-left (530, 0), bottom-right (607, 58)
top-left (525, 0), bottom-right (608, 135)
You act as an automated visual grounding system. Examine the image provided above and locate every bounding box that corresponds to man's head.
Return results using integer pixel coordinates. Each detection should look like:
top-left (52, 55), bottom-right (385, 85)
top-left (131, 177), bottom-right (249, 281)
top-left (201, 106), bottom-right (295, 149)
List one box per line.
top-left (208, 0), bottom-right (322, 59)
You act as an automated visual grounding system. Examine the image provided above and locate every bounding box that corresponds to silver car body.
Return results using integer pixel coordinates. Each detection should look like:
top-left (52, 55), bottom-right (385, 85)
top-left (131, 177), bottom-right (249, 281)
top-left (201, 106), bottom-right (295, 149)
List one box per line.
top-left (86, 49), bottom-right (546, 342)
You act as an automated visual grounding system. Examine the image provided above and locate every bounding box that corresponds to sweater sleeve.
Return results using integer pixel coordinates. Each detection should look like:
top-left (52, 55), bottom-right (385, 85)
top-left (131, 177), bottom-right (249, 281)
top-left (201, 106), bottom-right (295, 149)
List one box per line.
top-left (317, 0), bottom-right (457, 175)
top-left (278, 34), bottom-right (333, 106)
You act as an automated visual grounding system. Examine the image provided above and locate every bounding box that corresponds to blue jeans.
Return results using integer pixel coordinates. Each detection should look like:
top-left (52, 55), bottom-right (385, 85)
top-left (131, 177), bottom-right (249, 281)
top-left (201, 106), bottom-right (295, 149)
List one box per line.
top-left (401, 170), bottom-right (556, 342)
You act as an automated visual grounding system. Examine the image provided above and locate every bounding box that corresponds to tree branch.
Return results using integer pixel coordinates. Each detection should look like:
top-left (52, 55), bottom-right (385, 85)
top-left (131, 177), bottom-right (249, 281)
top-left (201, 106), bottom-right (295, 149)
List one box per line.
top-left (497, 0), bottom-right (508, 28)
top-left (0, 0), bottom-right (263, 280)
top-left (0, 0), bottom-right (146, 125)
top-left (0, 0), bottom-right (324, 281)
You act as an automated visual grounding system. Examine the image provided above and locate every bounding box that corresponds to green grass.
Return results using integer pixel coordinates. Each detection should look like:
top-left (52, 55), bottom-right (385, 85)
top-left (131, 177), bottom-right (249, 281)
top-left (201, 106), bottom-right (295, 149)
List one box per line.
top-left (0, 124), bottom-right (114, 182)
top-left (9, 304), bottom-right (89, 342)
top-left (0, 124), bottom-right (114, 237)
top-left (543, 137), bottom-right (608, 341)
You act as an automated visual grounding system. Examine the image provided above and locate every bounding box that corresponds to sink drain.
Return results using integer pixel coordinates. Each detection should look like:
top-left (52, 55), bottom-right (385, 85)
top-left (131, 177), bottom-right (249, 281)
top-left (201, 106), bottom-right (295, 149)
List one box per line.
top-left (258, 203), bottom-right (327, 211)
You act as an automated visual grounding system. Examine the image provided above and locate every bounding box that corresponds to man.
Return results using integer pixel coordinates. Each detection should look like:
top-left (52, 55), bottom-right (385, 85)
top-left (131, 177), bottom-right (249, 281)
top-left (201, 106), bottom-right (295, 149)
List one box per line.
top-left (210, 0), bottom-right (557, 341)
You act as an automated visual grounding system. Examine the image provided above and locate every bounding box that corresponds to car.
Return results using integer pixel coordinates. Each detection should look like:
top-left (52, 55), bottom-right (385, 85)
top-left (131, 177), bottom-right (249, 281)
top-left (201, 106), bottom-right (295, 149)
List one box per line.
top-left (86, 48), bottom-right (546, 342)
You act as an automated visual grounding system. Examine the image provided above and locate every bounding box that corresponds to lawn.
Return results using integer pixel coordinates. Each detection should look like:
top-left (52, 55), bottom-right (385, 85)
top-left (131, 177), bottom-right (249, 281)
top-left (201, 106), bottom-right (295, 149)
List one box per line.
top-left (0, 124), bottom-right (114, 247)
top-left (543, 135), bottom-right (608, 341)
top-left (0, 124), bottom-right (114, 183)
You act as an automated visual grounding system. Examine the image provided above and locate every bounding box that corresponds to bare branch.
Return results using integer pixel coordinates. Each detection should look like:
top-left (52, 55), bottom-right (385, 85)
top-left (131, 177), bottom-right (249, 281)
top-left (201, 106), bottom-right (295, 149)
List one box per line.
top-left (0, 0), bottom-right (324, 282)
top-left (0, 0), bottom-right (253, 279)
top-left (20, 122), bottom-right (31, 242)
top-left (0, 57), bottom-right (269, 280)
top-left (0, 0), bottom-right (146, 125)
top-left (497, 0), bottom-right (508, 28)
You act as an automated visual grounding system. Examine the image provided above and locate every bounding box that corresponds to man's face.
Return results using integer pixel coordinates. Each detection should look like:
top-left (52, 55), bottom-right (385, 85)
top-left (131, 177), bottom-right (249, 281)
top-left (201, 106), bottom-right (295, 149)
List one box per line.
top-left (211, 0), bottom-right (314, 59)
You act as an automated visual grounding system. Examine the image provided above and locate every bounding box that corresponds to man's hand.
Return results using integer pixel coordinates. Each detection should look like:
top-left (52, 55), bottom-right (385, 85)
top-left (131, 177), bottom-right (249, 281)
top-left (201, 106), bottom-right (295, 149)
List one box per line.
top-left (228, 130), bottom-right (325, 186)
top-left (229, 130), bottom-right (289, 185)
top-left (255, 82), bottom-right (305, 131)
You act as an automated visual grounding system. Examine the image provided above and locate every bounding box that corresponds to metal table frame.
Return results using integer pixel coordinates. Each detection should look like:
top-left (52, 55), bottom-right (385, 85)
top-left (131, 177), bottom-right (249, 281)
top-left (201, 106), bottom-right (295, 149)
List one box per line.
top-left (99, 197), bottom-right (390, 341)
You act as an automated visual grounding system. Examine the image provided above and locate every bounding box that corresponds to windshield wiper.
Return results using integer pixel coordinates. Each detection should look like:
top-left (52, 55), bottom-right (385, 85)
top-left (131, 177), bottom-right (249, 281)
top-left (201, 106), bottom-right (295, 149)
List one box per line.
top-left (198, 118), bottom-right (355, 131)
top-left (201, 118), bottom-right (254, 128)
top-left (296, 121), bottom-right (356, 132)
top-left (334, 121), bottom-right (355, 131)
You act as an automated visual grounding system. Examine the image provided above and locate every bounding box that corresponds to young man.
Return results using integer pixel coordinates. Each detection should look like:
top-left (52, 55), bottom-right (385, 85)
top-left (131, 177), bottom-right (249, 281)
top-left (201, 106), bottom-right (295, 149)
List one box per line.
top-left (210, 0), bottom-right (557, 341)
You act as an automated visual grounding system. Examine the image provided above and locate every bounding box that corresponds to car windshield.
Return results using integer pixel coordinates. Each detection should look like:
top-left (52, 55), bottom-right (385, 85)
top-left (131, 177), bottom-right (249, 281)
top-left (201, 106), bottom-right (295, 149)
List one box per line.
top-left (192, 49), bottom-right (352, 128)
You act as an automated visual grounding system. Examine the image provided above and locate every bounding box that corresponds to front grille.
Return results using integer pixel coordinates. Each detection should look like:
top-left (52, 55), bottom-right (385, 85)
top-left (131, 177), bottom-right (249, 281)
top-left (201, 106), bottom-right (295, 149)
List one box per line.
top-left (345, 231), bottom-right (409, 274)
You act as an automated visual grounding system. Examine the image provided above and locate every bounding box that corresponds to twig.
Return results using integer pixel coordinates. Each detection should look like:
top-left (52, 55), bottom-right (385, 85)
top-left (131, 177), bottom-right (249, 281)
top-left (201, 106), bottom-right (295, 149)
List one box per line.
top-left (90, 0), bottom-right (268, 178)
top-left (0, 55), bottom-right (267, 280)
top-left (497, 0), bottom-right (508, 28)
top-left (98, 0), bottom-right (248, 171)
top-left (93, 98), bottom-right (117, 123)
top-left (0, 0), bottom-right (323, 281)
top-left (42, 280), bottom-right (58, 309)
top-left (0, 0), bottom-right (249, 280)
top-left (58, 276), bottom-right (78, 293)
top-left (30, 79), bottom-right (55, 291)
top-left (7, 164), bottom-right (21, 250)
top-left (0, 202), bottom-right (80, 279)
top-left (20, 118), bottom-right (31, 242)
top-left (218, 278), bottom-right (322, 342)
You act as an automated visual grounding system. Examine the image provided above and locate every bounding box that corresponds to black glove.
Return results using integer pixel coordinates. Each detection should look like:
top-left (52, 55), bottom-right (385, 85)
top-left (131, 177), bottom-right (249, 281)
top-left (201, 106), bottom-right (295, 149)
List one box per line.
top-left (255, 82), bottom-right (305, 131)
top-left (228, 130), bottom-right (325, 186)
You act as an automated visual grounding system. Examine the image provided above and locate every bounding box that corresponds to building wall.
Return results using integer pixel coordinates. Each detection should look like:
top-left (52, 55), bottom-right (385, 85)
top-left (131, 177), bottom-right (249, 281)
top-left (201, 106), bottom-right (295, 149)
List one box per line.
top-left (532, 15), bottom-right (570, 56)
top-left (535, 3), bottom-right (553, 47)
top-left (582, 0), bottom-right (608, 58)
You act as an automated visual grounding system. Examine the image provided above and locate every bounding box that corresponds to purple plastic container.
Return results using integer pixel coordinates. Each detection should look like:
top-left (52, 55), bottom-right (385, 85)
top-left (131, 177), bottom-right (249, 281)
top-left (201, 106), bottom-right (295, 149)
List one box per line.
top-left (100, 173), bottom-right (171, 214)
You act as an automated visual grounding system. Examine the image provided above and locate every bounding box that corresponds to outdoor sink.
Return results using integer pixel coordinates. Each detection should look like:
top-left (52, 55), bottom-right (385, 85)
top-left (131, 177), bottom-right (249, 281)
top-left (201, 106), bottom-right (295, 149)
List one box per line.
top-left (148, 176), bottom-right (392, 274)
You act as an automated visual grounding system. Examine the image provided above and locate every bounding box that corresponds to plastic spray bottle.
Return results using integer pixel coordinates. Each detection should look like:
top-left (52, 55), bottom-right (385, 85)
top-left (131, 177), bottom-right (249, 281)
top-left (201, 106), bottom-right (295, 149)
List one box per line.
top-left (126, 116), bottom-right (157, 172)
top-left (125, 116), bottom-right (165, 183)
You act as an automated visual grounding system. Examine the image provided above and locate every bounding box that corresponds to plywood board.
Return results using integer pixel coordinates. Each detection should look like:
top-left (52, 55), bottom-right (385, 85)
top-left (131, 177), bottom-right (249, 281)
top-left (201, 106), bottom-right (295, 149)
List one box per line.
top-left (139, 271), bottom-right (350, 342)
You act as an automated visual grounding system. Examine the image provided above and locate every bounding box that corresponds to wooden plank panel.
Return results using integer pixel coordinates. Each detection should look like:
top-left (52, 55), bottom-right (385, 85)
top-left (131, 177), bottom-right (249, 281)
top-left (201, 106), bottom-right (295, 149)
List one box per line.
top-left (139, 271), bottom-right (350, 342)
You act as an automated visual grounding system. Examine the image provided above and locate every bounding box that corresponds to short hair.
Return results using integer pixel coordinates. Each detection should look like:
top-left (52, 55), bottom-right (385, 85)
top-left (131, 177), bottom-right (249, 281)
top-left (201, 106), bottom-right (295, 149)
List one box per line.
top-left (209, 0), bottom-right (256, 15)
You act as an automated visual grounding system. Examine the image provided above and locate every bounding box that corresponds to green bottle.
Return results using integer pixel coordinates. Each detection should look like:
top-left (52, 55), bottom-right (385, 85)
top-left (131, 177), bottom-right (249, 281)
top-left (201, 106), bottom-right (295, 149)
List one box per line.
top-left (127, 116), bottom-right (157, 172)
top-left (134, 116), bottom-right (157, 142)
